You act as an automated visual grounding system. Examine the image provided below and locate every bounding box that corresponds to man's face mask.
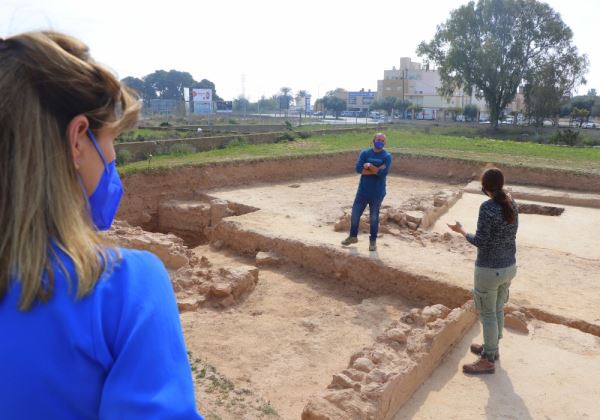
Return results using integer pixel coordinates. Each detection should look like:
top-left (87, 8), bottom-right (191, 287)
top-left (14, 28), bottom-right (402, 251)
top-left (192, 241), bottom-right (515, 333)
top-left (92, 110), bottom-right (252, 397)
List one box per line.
top-left (86, 129), bottom-right (123, 231)
top-left (374, 140), bottom-right (385, 149)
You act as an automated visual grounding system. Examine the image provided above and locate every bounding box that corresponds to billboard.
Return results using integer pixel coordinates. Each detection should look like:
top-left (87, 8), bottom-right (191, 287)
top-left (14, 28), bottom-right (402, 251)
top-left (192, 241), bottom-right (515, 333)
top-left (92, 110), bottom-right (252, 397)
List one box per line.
top-left (191, 88), bottom-right (212, 114)
top-left (192, 88), bottom-right (212, 102)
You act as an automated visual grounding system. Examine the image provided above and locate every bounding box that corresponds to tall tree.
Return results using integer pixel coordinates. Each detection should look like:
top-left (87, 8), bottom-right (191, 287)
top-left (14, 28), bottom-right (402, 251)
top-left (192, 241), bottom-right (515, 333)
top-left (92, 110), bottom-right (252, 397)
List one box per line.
top-left (121, 76), bottom-right (156, 104)
top-left (144, 70), bottom-right (195, 100)
top-left (417, 0), bottom-right (586, 129)
top-left (524, 51), bottom-right (587, 127)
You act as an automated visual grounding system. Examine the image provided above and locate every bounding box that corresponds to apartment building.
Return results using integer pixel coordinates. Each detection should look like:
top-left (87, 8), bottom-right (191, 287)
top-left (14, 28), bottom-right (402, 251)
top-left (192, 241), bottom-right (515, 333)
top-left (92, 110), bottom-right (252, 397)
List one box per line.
top-left (376, 57), bottom-right (527, 119)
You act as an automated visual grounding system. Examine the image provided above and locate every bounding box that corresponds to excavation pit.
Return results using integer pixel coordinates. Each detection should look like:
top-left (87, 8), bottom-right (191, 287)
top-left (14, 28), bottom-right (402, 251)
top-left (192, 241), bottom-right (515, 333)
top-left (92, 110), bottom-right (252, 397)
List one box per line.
top-left (114, 156), bottom-right (600, 419)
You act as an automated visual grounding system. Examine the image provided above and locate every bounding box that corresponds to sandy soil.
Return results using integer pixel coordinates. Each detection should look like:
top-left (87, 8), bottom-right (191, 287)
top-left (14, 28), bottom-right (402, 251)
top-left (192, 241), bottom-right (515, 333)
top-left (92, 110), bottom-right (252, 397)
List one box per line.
top-left (209, 174), bottom-right (459, 228)
top-left (394, 321), bottom-right (600, 419)
top-left (182, 245), bottom-right (417, 419)
top-left (208, 176), bottom-right (600, 333)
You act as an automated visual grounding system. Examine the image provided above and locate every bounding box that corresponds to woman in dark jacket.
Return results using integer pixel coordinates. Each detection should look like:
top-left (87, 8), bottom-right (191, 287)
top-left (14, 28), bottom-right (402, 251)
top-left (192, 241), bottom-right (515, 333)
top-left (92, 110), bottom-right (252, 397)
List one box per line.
top-left (448, 168), bottom-right (518, 374)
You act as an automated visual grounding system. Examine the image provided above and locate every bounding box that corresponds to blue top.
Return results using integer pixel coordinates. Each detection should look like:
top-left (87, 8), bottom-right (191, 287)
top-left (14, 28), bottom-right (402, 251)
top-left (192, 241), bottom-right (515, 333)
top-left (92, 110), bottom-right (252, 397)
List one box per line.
top-left (354, 148), bottom-right (393, 200)
top-left (466, 199), bottom-right (519, 268)
top-left (0, 246), bottom-right (203, 420)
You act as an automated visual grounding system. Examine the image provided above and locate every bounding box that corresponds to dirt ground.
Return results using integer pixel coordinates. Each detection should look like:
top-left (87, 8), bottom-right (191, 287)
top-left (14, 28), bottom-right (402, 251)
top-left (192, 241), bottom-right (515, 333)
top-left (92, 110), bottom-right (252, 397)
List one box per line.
top-left (209, 175), bottom-right (600, 333)
top-left (142, 171), bottom-right (600, 419)
top-left (394, 320), bottom-right (600, 419)
top-left (183, 245), bottom-right (417, 419)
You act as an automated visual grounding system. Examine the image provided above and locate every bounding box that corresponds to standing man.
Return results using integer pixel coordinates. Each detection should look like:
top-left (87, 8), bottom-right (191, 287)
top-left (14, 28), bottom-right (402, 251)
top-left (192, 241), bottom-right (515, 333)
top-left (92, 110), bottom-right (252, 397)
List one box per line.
top-left (341, 133), bottom-right (392, 251)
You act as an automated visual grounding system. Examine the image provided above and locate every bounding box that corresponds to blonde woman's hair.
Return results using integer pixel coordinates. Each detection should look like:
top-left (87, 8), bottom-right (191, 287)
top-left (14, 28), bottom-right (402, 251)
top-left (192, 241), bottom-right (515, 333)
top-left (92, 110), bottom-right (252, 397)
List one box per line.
top-left (0, 31), bottom-right (140, 309)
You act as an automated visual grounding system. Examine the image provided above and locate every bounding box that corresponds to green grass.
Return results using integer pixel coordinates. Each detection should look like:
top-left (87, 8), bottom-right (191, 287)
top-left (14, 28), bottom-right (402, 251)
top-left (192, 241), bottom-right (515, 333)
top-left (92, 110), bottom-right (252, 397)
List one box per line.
top-left (119, 128), bottom-right (600, 176)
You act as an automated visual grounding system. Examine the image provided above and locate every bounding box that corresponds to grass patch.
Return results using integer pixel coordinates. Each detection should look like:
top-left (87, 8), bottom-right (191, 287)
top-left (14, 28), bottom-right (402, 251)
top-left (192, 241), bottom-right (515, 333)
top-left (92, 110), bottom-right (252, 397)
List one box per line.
top-left (120, 128), bottom-right (600, 176)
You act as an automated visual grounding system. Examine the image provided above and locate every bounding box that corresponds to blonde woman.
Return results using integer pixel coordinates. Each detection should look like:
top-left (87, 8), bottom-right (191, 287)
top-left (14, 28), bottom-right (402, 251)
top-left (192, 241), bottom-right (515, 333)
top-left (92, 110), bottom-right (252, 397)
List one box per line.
top-left (0, 32), bottom-right (203, 418)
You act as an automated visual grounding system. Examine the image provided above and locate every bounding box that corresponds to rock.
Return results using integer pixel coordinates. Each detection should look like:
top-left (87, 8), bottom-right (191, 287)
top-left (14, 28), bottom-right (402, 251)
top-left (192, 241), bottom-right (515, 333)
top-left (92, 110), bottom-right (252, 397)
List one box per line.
top-left (212, 240), bottom-right (224, 249)
top-left (328, 373), bottom-right (355, 390)
top-left (255, 251), bottom-right (281, 267)
top-left (370, 350), bottom-right (385, 364)
top-left (505, 311), bottom-right (529, 333)
top-left (349, 351), bottom-right (365, 366)
top-left (433, 196), bottom-right (447, 207)
top-left (404, 210), bottom-right (424, 225)
top-left (353, 357), bottom-right (375, 373)
top-left (366, 369), bottom-right (387, 384)
top-left (421, 304), bottom-right (451, 322)
top-left (177, 298), bottom-right (201, 312)
top-left (385, 327), bottom-right (409, 344)
top-left (289, 184), bottom-right (301, 188)
top-left (341, 369), bottom-right (365, 382)
top-left (407, 221), bottom-right (418, 230)
top-left (211, 283), bottom-right (232, 298)
top-left (200, 256), bottom-right (212, 267)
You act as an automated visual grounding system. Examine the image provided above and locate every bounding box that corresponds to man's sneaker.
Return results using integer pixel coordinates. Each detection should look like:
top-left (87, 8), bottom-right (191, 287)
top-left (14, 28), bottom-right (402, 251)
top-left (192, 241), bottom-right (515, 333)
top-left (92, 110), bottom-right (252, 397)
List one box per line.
top-left (341, 236), bottom-right (358, 246)
top-left (463, 357), bottom-right (495, 375)
top-left (470, 344), bottom-right (499, 361)
top-left (369, 240), bottom-right (377, 251)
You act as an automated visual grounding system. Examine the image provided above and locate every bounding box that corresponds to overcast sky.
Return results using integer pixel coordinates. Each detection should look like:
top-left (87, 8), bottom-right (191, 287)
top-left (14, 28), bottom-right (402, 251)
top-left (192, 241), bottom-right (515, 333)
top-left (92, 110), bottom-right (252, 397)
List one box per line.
top-left (1, 0), bottom-right (597, 101)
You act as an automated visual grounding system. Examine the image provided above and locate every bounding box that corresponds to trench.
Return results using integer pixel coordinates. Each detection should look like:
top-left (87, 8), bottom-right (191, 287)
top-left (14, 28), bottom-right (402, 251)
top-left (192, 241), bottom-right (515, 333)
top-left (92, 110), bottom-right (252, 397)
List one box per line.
top-left (113, 155), bottom-right (600, 419)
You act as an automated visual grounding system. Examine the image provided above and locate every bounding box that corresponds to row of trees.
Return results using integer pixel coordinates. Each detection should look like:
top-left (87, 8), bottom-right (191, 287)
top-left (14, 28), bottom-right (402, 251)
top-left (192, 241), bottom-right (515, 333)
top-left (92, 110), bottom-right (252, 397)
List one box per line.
top-left (231, 87), bottom-right (313, 114)
top-left (417, 0), bottom-right (588, 129)
top-left (121, 70), bottom-right (222, 103)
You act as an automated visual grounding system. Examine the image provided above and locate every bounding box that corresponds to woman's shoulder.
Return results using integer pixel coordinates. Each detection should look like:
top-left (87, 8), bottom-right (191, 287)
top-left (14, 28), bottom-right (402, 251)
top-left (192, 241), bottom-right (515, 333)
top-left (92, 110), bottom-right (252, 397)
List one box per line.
top-left (94, 247), bottom-right (171, 300)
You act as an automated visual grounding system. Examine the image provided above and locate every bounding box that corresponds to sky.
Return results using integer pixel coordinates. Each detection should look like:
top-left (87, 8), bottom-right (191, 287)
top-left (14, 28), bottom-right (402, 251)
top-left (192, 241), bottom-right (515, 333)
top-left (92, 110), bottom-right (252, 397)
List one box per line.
top-left (1, 0), bottom-right (597, 101)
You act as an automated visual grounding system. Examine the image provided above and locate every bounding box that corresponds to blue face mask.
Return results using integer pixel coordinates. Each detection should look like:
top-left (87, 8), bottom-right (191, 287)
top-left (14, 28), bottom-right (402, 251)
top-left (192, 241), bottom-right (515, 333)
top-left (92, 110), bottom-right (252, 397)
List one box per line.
top-left (86, 129), bottom-right (123, 231)
top-left (374, 141), bottom-right (385, 149)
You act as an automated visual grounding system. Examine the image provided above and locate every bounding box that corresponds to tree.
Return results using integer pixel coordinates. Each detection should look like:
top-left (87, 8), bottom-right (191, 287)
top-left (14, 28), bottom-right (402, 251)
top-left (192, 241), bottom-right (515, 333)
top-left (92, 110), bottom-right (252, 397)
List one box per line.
top-left (464, 104), bottom-right (479, 122)
top-left (524, 51), bottom-right (587, 127)
top-left (417, 0), bottom-right (587, 129)
top-left (408, 104), bottom-right (423, 120)
top-left (587, 88), bottom-right (597, 97)
top-left (322, 95), bottom-right (346, 119)
top-left (257, 95), bottom-right (278, 113)
top-left (571, 107), bottom-right (590, 127)
top-left (193, 79), bottom-right (222, 101)
top-left (121, 76), bottom-right (156, 104)
top-left (233, 96), bottom-right (250, 113)
top-left (395, 99), bottom-right (412, 119)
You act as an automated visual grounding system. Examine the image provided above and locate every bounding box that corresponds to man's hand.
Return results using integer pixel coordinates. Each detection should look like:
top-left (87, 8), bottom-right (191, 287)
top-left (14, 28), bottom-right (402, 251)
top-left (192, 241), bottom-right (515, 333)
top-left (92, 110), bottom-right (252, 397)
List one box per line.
top-left (363, 162), bottom-right (372, 169)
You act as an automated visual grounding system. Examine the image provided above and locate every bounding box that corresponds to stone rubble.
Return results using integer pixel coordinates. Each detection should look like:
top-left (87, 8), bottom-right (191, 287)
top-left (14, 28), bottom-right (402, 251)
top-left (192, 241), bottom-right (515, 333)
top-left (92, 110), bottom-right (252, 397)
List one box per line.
top-left (302, 302), bottom-right (477, 420)
top-left (106, 221), bottom-right (260, 312)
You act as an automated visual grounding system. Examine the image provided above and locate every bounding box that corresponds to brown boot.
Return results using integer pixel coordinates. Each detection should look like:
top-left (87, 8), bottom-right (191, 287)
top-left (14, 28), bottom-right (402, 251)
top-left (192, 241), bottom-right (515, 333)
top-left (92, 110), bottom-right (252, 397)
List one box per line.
top-left (470, 344), bottom-right (499, 360)
top-left (463, 357), bottom-right (495, 374)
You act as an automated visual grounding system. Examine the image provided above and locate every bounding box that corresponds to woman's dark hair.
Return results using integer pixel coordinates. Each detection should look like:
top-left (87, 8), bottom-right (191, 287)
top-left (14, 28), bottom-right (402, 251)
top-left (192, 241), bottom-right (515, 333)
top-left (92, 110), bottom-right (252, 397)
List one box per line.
top-left (481, 168), bottom-right (516, 224)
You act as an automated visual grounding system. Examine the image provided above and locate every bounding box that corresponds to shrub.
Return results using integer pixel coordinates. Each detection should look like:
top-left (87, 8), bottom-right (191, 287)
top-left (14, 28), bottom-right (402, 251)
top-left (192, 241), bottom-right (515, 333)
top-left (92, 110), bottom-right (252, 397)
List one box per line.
top-left (284, 120), bottom-right (294, 131)
top-left (550, 129), bottom-right (580, 146)
top-left (116, 149), bottom-right (132, 165)
top-left (227, 137), bottom-right (249, 148)
top-left (159, 121), bottom-right (171, 127)
top-left (228, 118), bottom-right (238, 125)
top-left (275, 132), bottom-right (296, 142)
top-left (297, 131), bottom-right (312, 139)
top-left (169, 143), bottom-right (196, 156)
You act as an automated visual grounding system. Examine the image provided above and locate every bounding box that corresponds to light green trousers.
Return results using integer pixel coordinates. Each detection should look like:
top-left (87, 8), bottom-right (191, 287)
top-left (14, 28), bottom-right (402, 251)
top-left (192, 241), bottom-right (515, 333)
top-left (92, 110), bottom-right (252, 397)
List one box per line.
top-left (473, 264), bottom-right (517, 360)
